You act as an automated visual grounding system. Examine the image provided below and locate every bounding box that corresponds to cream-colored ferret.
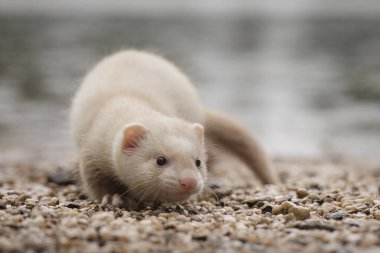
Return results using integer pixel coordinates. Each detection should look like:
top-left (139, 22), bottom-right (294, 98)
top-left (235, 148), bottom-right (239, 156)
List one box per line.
top-left (70, 50), bottom-right (278, 209)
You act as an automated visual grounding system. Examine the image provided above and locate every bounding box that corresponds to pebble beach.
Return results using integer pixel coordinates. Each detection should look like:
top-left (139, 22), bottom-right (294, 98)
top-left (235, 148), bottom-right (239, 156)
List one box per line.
top-left (0, 160), bottom-right (379, 253)
top-left (1, 2), bottom-right (380, 252)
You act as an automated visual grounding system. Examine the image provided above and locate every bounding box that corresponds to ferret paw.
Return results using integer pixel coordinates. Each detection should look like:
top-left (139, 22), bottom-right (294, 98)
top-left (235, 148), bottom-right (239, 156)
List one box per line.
top-left (101, 194), bottom-right (143, 210)
top-left (203, 182), bottom-right (233, 200)
top-left (101, 194), bottom-right (124, 207)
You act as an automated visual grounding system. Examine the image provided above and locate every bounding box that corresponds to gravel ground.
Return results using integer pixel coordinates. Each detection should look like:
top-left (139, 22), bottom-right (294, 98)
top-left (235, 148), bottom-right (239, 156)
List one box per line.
top-left (0, 159), bottom-right (379, 253)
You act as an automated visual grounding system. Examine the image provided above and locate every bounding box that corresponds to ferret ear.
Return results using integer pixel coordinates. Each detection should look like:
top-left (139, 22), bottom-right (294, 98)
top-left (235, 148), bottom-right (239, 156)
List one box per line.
top-left (122, 123), bottom-right (148, 152)
top-left (192, 123), bottom-right (204, 142)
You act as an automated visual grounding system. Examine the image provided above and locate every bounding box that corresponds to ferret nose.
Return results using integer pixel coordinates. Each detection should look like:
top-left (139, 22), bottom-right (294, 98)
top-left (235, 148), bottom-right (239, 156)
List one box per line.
top-left (179, 177), bottom-right (197, 192)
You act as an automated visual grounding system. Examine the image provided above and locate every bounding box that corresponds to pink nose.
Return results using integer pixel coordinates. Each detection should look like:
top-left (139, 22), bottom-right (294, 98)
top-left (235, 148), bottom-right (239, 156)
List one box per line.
top-left (179, 177), bottom-right (197, 192)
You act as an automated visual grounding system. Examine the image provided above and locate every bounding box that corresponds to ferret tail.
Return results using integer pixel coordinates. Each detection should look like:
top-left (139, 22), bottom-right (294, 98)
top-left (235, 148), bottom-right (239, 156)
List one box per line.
top-left (205, 109), bottom-right (279, 184)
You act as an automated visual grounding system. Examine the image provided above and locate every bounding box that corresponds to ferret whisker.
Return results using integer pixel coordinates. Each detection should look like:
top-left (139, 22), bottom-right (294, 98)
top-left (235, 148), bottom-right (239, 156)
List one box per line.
top-left (128, 183), bottom-right (152, 203)
top-left (133, 181), bottom-right (154, 203)
top-left (167, 187), bottom-right (175, 202)
top-left (140, 184), bottom-right (155, 202)
top-left (152, 184), bottom-right (163, 203)
top-left (119, 180), bottom-right (149, 199)
top-left (133, 186), bottom-right (148, 202)
top-left (136, 183), bottom-right (156, 205)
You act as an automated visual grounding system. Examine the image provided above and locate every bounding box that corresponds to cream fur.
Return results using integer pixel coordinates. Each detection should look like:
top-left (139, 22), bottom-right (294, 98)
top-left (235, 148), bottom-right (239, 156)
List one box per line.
top-left (70, 50), bottom-right (278, 208)
top-left (70, 50), bottom-right (207, 206)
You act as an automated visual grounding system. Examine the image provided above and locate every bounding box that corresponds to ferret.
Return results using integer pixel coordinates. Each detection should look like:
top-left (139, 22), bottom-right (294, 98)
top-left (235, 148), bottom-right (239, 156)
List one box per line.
top-left (70, 50), bottom-right (278, 209)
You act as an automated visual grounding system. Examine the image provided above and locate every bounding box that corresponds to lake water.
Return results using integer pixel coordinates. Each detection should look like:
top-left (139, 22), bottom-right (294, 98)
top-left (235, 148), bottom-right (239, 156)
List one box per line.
top-left (0, 10), bottom-right (379, 164)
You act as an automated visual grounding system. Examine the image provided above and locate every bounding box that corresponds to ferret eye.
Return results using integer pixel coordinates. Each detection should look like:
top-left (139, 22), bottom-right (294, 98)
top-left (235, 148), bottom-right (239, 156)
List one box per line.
top-left (156, 157), bottom-right (167, 166)
top-left (195, 159), bottom-right (201, 167)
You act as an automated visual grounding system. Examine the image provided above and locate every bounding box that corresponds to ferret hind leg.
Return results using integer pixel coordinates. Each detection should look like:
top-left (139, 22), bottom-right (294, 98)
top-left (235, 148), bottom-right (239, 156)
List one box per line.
top-left (202, 143), bottom-right (261, 200)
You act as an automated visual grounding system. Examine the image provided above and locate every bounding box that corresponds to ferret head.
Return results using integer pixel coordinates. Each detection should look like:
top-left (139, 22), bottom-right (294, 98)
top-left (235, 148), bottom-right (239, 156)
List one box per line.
top-left (113, 118), bottom-right (207, 204)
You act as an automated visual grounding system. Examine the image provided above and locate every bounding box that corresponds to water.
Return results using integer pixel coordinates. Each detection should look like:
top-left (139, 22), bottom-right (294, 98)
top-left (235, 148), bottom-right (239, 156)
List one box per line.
top-left (0, 11), bottom-right (380, 163)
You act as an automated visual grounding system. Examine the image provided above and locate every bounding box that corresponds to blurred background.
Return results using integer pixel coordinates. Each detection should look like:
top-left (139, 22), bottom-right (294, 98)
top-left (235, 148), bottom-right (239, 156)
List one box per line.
top-left (0, 0), bottom-right (379, 164)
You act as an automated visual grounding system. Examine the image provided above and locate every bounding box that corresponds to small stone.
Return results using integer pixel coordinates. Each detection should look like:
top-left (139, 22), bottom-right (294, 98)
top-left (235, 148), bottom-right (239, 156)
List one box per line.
top-left (261, 205), bottom-right (273, 214)
top-left (192, 233), bottom-right (208, 241)
top-left (168, 212), bottom-right (180, 218)
top-left (308, 193), bottom-right (319, 201)
top-left (244, 196), bottom-right (273, 208)
top-left (5, 199), bottom-right (17, 206)
top-left (351, 213), bottom-right (367, 218)
top-left (175, 215), bottom-right (189, 222)
top-left (258, 217), bottom-right (271, 224)
top-left (288, 206), bottom-right (311, 220)
top-left (223, 215), bottom-right (236, 222)
top-left (331, 201), bottom-right (342, 207)
top-left (292, 220), bottom-right (335, 232)
top-left (341, 201), bottom-right (354, 209)
top-left (328, 210), bottom-right (348, 220)
top-left (25, 199), bottom-right (37, 209)
top-left (316, 209), bottom-right (324, 216)
top-left (66, 203), bottom-right (80, 209)
top-left (48, 198), bottom-right (59, 206)
top-left (373, 211), bottom-right (380, 220)
top-left (281, 201), bottom-right (295, 211)
top-left (336, 194), bottom-right (344, 202)
top-left (176, 224), bottom-right (192, 233)
top-left (158, 213), bottom-right (169, 219)
top-left (243, 199), bottom-right (258, 208)
top-left (0, 199), bottom-right (6, 209)
top-left (284, 213), bottom-right (296, 222)
top-left (17, 194), bottom-right (31, 202)
top-left (164, 223), bottom-right (176, 230)
top-left (296, 188), bottom-right (309, 198)
top-left (256, 201), bottom-right (265, 208)
top-left (272, 205), bottom-right (283, 215)
top-left (321, 203), bottom-right (336, 215)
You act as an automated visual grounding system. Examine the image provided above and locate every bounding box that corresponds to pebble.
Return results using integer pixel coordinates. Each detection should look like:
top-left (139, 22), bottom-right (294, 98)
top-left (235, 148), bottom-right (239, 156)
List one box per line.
top-left (284, 213), bottom-right (296, 222)
top-left (175, 215), bottom-right (189, 222)
top-left (321, 203), bottom-right (336, 215)
top-left (66, 203), bottom-right (80, 209)
top-left (0, 199), bottom-right (6, 209)
top-left (328, 210), bottom-right (348, 220)
top-left (296, 188), bottom-right (309, 198)
top-left (258, 217), bottom-right (271, 224)
top-left (261, 205), bottom-right (273, 214)
top-left (223, 215), bottom-right (236, 222)
top-left (272, 205), bottom-right (283, 215)
top-left (17, 194), bottom-right (31, 202)
top-left (336, 194), bottom-right (344, 202)
top-left (374, 211), bottom-right (380, 220)
top-left (292, 220), bottom-right (335, 232)
top-left (192, 233), bottom-right (208, 241)
top-left (308, 193), bottom-right (319, 201)
top-left (25, 199), bottom-right (37, 209)
top-left (281, 201), bottom-right (295, 210)
top-left (48, 197), bottom-right (59, 206)
top-left (288, 206), bottom-right (311, 220)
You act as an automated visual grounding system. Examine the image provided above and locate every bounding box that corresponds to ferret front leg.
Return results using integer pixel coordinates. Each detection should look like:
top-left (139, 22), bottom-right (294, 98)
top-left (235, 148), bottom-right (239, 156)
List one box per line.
top-left (101, 194), bottom-right (124, 207)
top-left (101, 193), bottom-right (146, 210)
top-left (201, 181), bottom-right (233, 200)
